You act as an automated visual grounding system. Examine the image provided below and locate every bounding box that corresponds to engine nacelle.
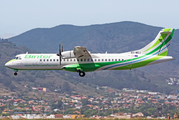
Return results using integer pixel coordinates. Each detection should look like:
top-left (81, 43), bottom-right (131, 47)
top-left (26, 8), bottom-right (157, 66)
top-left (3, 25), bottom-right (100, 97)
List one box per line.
top-left (62, 51), bottom-right (75, 59)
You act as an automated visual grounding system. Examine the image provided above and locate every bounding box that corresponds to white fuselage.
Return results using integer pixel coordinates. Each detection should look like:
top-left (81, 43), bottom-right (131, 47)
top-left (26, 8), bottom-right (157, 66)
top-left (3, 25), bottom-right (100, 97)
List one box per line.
top-left (5, 52), bottom-right (174, 71)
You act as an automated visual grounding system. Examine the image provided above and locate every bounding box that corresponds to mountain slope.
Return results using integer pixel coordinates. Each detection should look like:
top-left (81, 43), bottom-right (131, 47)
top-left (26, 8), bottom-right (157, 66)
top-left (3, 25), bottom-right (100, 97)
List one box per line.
top-left (0, 40), bottom-right (103, 96)
top-left (9, 21), bottom-right (162, 53)
top-left (8, 21), bottom-right (179, 76)
top-left (6, 21), bottom-right (179, 94)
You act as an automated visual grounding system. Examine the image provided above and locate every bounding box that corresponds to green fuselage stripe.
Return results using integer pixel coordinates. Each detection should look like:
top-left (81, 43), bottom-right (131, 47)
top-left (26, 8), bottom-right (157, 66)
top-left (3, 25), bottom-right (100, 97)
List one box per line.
top-left (8, 29), bottom-right (174, 72)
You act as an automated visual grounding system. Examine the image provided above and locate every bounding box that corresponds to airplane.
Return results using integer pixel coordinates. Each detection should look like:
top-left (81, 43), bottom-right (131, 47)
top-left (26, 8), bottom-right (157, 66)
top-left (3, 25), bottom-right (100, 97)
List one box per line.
top-left (5, 28), bottom-right (175, 77)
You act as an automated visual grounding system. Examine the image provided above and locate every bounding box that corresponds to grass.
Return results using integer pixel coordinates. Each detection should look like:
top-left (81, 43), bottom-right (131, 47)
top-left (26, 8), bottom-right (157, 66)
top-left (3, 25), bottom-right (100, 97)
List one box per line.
top-left (0, 118), bottom-right (177, 120)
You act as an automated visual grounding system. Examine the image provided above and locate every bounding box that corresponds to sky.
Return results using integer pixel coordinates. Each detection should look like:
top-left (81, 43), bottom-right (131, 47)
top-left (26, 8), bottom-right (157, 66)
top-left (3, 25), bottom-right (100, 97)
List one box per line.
top-left (0, 0), bottom-right (179, 38)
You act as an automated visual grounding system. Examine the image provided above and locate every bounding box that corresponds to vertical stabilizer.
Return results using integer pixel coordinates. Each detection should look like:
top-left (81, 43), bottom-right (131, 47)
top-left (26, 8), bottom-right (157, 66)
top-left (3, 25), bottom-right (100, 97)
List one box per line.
top-left (139, 28), bottom-right (175, 56)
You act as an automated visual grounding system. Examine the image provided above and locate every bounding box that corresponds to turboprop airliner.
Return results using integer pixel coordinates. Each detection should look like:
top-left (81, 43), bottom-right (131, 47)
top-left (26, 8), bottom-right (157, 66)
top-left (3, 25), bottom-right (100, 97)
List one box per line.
top-left (5, 28), bottom-right (175, 77)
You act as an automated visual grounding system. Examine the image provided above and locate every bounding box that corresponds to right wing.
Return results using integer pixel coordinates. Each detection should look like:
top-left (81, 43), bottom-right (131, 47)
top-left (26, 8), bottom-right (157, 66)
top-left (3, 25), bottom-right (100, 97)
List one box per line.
top-left (73, 46), bottom-right (91, 58)
top-left (61, 46), bottom-right (91, 59)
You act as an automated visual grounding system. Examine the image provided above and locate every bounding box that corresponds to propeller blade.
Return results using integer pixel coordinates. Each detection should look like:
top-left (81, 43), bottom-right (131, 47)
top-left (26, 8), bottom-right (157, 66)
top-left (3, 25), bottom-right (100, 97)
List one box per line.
top-left (62, 44), bottom-right (63, 52)
top-left (59, 42), bottom-right (61, 56)
top-left (59, 43), bottom-right (61, 67)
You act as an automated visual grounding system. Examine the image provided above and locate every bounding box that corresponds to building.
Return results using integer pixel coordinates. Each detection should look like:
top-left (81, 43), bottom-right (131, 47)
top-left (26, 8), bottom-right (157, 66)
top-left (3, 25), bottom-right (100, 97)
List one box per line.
top-left (55, 114), bottom-right (63, 118)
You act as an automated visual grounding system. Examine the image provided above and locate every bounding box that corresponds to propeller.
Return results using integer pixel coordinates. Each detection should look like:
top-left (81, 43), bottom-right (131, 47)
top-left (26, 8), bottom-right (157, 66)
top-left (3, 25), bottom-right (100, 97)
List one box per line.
top-left (57, 42), bottom-right (63, 67)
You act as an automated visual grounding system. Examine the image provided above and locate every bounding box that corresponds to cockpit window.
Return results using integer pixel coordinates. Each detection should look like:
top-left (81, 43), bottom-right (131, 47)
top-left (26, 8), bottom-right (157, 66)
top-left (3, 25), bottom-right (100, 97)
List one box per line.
top-left (14, 57), bottom-right (18, 59)
top-left (14, 56), bottom-right (21, 60)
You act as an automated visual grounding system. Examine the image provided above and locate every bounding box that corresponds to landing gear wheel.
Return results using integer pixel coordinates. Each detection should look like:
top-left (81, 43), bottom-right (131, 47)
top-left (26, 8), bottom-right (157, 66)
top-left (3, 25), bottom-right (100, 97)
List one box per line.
top-left (14, 72), bottom-right (17, 76)
top-left (79, 71), bottom-right (85, 77)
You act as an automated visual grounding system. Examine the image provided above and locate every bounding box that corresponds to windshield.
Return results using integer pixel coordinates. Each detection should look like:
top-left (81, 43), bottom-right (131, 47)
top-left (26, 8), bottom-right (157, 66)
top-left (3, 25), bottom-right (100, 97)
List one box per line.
top-left (14, 56), bottom-right (21, 60)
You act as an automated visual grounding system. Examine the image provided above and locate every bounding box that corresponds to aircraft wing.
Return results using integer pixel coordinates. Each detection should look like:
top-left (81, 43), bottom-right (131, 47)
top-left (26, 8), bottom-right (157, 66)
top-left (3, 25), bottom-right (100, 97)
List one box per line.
top-left (74, 46), bottom-right (91, 58)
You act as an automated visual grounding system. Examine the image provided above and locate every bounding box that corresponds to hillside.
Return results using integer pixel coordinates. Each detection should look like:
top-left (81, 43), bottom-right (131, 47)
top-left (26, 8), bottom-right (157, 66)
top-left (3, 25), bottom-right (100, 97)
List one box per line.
top-left (8, 21), bottom-right (179, 75)
top-left (8, 21), bottom-right (162, 53)
top-left (4, 21), bottom-right (179, 94)
top-left (0, 40), bottom-right (103, 97)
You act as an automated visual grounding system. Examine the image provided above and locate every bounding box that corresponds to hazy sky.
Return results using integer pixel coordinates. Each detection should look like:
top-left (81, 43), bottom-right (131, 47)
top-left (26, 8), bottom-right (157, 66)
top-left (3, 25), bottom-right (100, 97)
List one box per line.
top-left (0, 0), bottom-right (179, 38)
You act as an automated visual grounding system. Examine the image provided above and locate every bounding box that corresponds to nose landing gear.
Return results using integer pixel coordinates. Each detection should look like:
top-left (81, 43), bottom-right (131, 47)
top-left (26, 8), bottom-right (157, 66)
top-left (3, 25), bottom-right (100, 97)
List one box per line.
top-left (14, 69), bottom-right (18, 76)
top-left (14, 72), bottom-right (17, 76)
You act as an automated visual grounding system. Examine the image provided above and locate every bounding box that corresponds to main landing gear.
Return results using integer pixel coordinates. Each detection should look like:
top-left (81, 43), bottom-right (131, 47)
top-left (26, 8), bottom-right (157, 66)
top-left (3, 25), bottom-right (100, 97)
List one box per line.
top-left (77, 70), bottom-right (85, 77)
top-left (14, 69), bottom-right (18, 76)
top-left (14, 72), bottom-right (17, 76)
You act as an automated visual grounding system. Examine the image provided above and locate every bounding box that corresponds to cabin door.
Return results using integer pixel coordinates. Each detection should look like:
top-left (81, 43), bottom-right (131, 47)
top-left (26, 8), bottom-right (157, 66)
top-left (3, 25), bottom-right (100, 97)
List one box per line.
top-left (125, 54), bottom-right (133, 67)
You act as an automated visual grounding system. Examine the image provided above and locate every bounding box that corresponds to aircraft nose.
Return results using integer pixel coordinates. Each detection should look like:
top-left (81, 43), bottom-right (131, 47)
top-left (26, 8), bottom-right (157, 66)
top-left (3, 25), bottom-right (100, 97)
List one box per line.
top-left (5, 62), bottom-right (11, 67)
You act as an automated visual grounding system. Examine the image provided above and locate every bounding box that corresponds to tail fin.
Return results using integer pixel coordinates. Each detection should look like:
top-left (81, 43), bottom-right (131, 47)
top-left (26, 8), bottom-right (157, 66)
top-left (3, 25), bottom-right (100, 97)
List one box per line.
top-left (140, 28), bottom-right (175, 56)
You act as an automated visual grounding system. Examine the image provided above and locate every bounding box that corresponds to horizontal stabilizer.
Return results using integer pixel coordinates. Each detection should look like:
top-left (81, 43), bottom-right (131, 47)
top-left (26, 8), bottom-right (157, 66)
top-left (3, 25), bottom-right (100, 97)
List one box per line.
top-left (160, 31), bottom-right (172, 34)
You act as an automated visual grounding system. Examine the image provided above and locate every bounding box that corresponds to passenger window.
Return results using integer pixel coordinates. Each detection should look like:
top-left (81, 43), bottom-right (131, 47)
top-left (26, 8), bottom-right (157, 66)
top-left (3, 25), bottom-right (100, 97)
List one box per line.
top-left (50, 59), bottom-right (52, 61)
top-left (63, 59), bottom-right (65, 61)
top-left (84, 59), bottom-right (86, 61)
top-left (87, 59), bottom-right (90, 61)
top-left (112, 59), bottom-right (114, 61)
top-left (67, 59), bottom-right (69, 61)
top-left (102, 59), bottom-right (103, 61)
top-left (57, 59), bottom-right (59, 61)
top-left (74, 59), bottom-right (76, 61)
top-left (118, 59), bottom-right (120, 61)
top-left (105, 59), bottom-right (107, 61)
top-left (77, 59), bottom-right (79, 62)
top-left (40, 59), bottom-right (42, 61)
top-left (47, 59), bottom-right (49, 62)
top-left (91, 59), bottom-right (93, 61)
top-left (122, 59), bottom-right (124, 61)
top-left (115, 59), bottom-right (117, 61)
top-left (43, 59), bottom-right (45, 61)
top-left (109, 59), bottom-right (110, 61)
top-left (53, 59), bottom-right (55, 61)
top-left (98, 59), bottom-right (100, 61)
top-left (70, 59), bottom-right (72, 61)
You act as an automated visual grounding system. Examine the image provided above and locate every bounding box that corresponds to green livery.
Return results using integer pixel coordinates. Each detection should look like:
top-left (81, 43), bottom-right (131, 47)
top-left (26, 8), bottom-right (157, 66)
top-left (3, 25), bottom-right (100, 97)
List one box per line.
top-left (5, 28), bottom-right (175, 77)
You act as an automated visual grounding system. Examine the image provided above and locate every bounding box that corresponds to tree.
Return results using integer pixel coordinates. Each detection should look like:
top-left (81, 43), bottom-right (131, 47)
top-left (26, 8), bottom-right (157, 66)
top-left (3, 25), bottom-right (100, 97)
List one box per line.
top-left (119, 108), bottom-right (129, 113)
top-left (84, 110), bottom-right (94, 117)
top-left (42, 107), bottom-right (45, 113)
top-left (2, 78), bottom-right (11, 86)
top-left (62, 82), bottom-right (71, 93)
top-left (26, 76), bottom-right (35, 82)
top-left (9, 84), bottom-right (16, 91)
top-left (35, 72), bottom-right (45, 79)
top-left (81, 106), bottom-right (90, 114)
top-left (106, 109), bottom-right (113, 116)
top-left (98, 112), bottom-right (105, 116)
top-left (176, 111), bottom-right (179, 118)
top-left (81, 99), bottom-right (89, 106)
top-left (65, 108), bottom-right (76, 114)
top-left (57, 100), bottom-right (63, 108)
